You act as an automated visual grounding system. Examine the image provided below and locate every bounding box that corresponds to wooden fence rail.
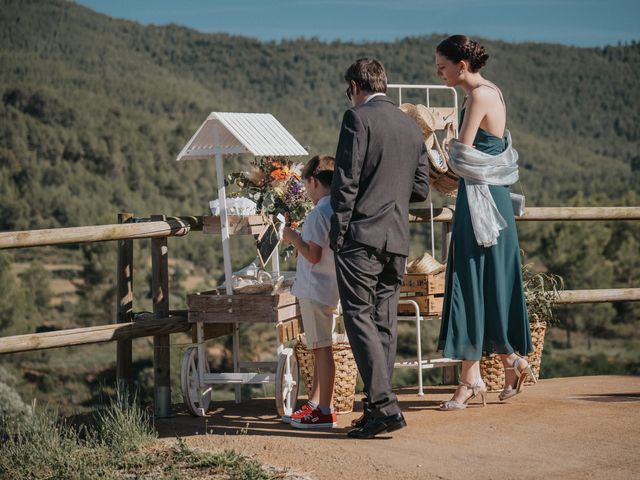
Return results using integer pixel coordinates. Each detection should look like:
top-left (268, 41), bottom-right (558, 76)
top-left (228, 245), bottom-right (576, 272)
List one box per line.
top-left (556, 288), bottom-right (640, 304)
top-left (409, 206), bottom-right (640, 223)
top-left (0, 289), bottom-right (637, 355)
top-left (0, 314), bottom-right (190, 355)
top-left (1, 207), bottom-right (638, 251)
top-left (0, 216), bottom-right (203, 250)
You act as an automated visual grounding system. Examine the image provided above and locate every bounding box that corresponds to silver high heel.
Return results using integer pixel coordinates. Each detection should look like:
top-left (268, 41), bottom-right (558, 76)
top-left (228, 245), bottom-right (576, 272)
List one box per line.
top-left (499, 357), bottom-right (537, 401)
top-left (439, 379), bottom-right (487, 411)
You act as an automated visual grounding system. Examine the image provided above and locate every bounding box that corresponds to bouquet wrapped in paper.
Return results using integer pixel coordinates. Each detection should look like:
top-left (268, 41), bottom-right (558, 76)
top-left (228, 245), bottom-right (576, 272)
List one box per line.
top-left (226, 156), bottom-right (313, 259)
top-left (226, 156), bottom-right (312, 226)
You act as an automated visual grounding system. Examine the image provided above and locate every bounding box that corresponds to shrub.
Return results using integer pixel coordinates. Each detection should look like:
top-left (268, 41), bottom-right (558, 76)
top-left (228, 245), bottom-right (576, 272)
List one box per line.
top-left (0, 381), bottom-right (32, 435)
top-left (96, 390), bottom-right (156, 456)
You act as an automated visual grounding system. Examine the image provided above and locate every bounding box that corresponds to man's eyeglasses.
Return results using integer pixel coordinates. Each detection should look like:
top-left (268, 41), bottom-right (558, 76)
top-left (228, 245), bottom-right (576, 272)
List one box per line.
top-left (345, 85), bottom-right (352, 101)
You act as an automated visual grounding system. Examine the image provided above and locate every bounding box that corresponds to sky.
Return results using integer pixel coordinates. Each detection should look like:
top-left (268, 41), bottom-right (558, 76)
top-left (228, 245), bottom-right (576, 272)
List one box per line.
top-left (74, 0), bottom-right (639, 47)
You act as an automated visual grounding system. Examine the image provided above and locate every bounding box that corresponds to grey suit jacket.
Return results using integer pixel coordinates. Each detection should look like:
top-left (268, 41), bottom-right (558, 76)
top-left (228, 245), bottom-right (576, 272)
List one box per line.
top-left (330, 95), bottom-right (430, 256)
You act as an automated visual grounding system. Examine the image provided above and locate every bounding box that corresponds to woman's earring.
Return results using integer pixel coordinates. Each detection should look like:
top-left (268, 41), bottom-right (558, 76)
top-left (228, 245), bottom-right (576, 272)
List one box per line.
top-left (458, 69), bottom-right (463, 75)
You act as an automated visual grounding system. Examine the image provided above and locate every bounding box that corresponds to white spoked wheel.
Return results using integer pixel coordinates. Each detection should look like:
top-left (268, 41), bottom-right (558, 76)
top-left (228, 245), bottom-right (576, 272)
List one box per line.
top-left (275, 348), bottom-right (299, 417)
top-left (181, 346), bottom-right (212, 417)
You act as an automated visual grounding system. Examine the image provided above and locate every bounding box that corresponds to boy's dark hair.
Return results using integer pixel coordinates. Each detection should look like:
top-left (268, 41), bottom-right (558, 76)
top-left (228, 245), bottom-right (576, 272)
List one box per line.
top-left (344, 58), bottom-right (387, 93)
top-left (302, 155), bottom-right (335, 187)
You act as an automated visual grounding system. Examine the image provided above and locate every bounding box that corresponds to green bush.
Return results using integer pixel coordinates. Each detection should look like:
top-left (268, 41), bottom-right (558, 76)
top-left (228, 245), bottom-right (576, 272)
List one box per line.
top-left (0, 391), bottom-right (287, 479)
top-left (96, 391), bottom-right (155, 456)
top-left (0, 407), bottom-right (113, 480)
top-left (0, 390), bottom-right (154, 479)
top-left (0, 381), bottom-right (32, 434)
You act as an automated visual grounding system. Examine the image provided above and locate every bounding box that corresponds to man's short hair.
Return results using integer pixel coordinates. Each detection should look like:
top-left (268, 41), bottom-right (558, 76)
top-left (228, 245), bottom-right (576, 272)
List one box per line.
top-left (302, 155), bottom-right (335, 187)
top-left (344, 58), bottom-right (387, 93)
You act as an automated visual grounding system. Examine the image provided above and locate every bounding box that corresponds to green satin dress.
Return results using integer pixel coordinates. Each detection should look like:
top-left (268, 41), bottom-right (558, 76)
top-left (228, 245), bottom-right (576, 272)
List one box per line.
top-left (438, 109), bottom-right (532, 360)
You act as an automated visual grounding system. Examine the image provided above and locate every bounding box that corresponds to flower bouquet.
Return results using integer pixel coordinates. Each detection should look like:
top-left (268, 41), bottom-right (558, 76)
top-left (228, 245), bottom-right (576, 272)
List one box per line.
top-left (226, 156), bottom-right (312, 259)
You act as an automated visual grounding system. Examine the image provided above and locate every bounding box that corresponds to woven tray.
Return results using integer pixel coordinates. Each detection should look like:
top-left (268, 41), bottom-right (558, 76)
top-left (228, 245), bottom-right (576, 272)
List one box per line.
top-left (295, 336), bottom-right (357, 414)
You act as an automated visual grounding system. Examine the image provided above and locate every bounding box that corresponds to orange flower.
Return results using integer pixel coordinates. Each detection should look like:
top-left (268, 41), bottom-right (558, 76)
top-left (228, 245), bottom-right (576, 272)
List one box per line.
top-left (270, 166), bottom-right (291, 180)
top-left (270, 167), bottom-right (289, 181)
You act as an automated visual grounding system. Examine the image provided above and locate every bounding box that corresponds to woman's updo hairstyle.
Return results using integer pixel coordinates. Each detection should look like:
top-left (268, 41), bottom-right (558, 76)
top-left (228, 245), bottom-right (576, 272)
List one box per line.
top-left (436, 35), bottom-right (489, 72)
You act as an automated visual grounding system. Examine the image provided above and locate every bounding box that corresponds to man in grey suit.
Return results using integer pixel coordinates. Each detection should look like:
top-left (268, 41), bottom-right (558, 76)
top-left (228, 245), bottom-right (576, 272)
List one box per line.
top-left (330, 58), bottom-right (430, 439)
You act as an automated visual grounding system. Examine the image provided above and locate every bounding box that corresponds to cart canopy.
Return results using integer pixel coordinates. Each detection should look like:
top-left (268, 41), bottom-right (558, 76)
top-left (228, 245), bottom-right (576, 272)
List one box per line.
top-left (176, 112), bottom-right (308, 161)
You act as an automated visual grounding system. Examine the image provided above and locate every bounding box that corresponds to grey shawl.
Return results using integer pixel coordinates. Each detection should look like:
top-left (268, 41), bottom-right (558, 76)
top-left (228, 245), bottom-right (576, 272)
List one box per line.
top-left (447, 131), bottom-right (519, 247)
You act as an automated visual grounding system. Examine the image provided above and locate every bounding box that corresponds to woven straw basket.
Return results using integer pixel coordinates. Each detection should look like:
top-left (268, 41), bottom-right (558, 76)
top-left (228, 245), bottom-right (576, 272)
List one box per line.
top-left (406, 251), bottom-right (445, 275)
top-left (399, 102), bottom-right (458, 197)
top-left (295, 334), bottom-right (358, 414)
top-left (428, 134), bottom-right (459, 197)
top-left (480, 320), bottom-right (547, 392)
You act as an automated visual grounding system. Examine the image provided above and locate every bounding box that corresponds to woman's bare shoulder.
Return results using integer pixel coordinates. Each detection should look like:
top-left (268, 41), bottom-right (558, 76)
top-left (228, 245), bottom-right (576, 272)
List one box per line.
top-left (467, 85), bottom-right (500, 104)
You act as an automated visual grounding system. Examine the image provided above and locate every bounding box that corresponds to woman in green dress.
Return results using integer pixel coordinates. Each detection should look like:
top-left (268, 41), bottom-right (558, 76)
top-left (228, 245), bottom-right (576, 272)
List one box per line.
top-left (435, 35), bottom-right (535, 410)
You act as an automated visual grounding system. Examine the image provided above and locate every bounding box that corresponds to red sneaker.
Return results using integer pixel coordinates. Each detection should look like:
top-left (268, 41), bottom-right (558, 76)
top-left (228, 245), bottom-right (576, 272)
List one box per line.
top-left (290, 407), bottom-right (337, 429)
top-left (281, 402), bottom-right (314, 424)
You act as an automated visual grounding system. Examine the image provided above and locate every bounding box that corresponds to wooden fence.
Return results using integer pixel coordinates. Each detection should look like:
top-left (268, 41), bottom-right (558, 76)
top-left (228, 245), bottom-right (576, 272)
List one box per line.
top-left (0, 207), bottom-right (638, 416)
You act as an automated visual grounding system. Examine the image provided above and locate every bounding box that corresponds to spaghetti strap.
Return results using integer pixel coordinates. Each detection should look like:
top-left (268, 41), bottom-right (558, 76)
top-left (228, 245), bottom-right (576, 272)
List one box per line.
top-left (477, 83), bottom-right (506, 110)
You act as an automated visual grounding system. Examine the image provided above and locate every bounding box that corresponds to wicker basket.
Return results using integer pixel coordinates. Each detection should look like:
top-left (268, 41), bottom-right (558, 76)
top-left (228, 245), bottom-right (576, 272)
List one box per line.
top-left (428, 134), bottom-right (459, 197)
top-left (295, 335), bottom-right (358, 414)
top-left (480, 321), bottom-right (547, 392)
top-left (400, 102), bottom-right (458, 197)
top-left (406, 252), bottom-right (445, 275)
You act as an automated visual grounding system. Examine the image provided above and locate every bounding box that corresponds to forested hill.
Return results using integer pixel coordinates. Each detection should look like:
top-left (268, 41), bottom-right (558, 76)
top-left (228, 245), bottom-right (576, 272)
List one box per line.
top-left (1, 0), bottom-right (639, 235)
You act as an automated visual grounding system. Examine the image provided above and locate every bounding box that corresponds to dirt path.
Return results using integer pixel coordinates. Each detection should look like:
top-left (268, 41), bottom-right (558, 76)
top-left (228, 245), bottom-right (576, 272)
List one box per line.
top-left (156, 376), bottom-right (640, 480)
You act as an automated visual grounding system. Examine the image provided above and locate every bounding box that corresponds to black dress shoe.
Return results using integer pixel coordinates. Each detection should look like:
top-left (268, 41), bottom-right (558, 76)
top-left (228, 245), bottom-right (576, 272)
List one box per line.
top-left (351, 412), bottom-right (368, 428)
top-left (347, 413), bottom-right (406, 439)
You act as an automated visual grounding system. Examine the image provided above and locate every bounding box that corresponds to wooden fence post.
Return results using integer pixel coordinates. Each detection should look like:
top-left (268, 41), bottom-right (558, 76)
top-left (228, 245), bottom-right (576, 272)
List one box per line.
top-left (152, 214), bottom-right (171, 417)
top-left (116, 213), bottom-right (134, 393)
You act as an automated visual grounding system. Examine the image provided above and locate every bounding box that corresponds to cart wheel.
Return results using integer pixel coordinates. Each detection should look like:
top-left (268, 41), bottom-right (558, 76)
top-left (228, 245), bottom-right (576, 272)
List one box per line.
top-left (181, 346), bottom-right (212, 417)
top-left (275, 348), bottom-right (299, 417)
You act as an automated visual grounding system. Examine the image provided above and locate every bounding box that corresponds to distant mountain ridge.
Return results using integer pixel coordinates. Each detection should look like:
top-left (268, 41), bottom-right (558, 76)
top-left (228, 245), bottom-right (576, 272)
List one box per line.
top-left (0, 0), bottom-right (638, 237)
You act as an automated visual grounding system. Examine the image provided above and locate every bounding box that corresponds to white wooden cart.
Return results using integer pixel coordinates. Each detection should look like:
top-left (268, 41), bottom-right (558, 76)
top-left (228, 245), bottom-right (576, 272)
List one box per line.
top-left (176, 112), bottom-right (307, 417)
top-left (388, 84), bottom-right (463, 395)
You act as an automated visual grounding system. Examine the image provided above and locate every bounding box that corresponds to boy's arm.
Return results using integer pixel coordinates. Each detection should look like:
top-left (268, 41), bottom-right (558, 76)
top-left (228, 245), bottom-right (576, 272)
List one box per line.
top-left (282, 227), bottom-right (322, 264)
top-left (330, 109), bottom-right (366, 251)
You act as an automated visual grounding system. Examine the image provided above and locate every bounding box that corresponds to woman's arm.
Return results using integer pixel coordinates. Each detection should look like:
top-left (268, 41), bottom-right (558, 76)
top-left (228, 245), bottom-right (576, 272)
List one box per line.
top-left (458, 89), bottom-right (491, 146)
top-left (282, 226), bottom-right (323, 264)
top-left (459, 87), bottom-right (506, 146)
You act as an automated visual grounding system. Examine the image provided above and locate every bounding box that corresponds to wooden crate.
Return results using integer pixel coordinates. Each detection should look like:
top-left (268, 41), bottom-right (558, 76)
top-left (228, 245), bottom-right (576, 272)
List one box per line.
top-left (278, 318), bottom-right (301, 344)
top-left (191, 323), bottom-right (234, 343)
top-left (202, 215), bottom-right (266, 236)
top-left (400, 272), bottom-right (445, 295)
top-left (187, 289), bottom-right (300, 324)
top-left (398, 294), bottom-right (444, 315)
top-left (191, 316), bottom-right (300, 343)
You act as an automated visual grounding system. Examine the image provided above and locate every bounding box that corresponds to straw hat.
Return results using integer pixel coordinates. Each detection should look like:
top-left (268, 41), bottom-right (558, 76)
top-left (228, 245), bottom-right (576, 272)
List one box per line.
top-left (400, 104), bottom-right (459, 196)
top-left (406, 252), bottom-right (445, 275)
top-left (399, 103), bottom-right (436, 150)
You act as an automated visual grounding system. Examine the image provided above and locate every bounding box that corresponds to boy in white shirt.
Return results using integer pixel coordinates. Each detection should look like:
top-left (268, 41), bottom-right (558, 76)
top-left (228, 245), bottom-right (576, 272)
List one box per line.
top-left (282, 155), bottom-right (339, 429)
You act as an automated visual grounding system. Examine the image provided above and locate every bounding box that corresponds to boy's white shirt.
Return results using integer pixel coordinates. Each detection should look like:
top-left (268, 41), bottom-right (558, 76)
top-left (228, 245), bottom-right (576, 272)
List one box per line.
top-left (291, 195), bottom-right (339, 308)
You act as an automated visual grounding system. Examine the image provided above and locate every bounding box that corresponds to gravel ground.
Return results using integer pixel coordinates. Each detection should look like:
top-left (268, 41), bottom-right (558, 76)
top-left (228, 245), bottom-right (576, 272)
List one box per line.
top-left (156, 376), bottom-right (640, 480)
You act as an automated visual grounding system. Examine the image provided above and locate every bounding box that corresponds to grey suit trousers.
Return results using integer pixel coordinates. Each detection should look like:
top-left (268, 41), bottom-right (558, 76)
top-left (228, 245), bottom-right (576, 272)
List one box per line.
top-left (335, 239), bottom-right (406, 418)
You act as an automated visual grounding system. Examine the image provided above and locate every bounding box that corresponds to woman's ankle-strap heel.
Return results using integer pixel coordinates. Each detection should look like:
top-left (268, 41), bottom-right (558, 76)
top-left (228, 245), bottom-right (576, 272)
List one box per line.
top-left (440, 379), bottom-right (487, 411)
top-left (499, 357), bottom-right (537, 401)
